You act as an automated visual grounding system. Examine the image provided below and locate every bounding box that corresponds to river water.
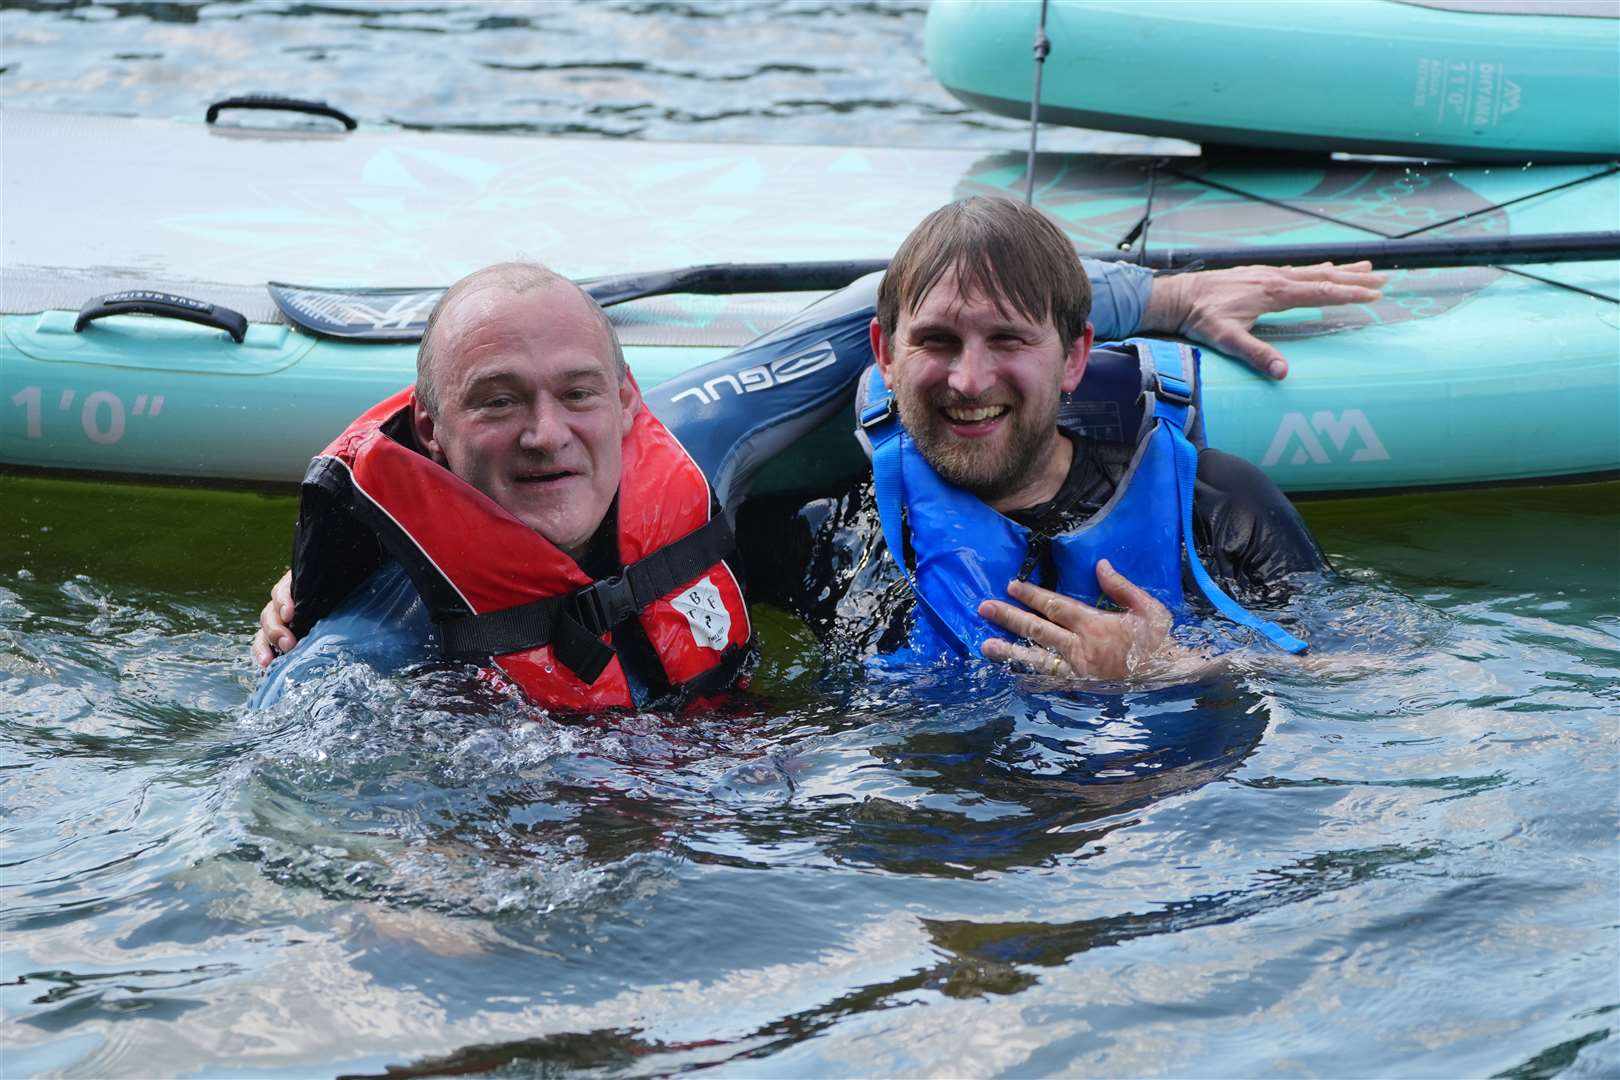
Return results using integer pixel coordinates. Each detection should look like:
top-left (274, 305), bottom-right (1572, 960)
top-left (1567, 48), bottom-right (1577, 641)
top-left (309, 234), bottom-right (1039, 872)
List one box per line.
top-left (2, 3), bottom-right (1618, 1078)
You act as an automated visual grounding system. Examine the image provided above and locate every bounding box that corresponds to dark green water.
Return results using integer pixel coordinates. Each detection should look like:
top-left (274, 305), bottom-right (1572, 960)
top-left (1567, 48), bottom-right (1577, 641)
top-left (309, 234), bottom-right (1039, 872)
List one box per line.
top-left (3, 1), bottom-right (1618, 1076)
top-left (4, 473), bottom-right (1616, 1077)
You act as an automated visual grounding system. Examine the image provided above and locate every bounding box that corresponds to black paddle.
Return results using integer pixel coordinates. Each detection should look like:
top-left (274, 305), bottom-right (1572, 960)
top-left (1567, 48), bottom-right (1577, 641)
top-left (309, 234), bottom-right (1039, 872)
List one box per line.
top-left (269, 230), bottom-right (1620, 341)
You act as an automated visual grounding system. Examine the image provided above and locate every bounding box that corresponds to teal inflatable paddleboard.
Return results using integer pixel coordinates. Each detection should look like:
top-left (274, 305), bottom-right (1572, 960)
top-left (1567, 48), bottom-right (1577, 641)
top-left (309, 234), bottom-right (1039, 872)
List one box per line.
top-left (927, 0), bottom-right (1620, 161)
top-left (2, 110), bottom-right (1615, 493)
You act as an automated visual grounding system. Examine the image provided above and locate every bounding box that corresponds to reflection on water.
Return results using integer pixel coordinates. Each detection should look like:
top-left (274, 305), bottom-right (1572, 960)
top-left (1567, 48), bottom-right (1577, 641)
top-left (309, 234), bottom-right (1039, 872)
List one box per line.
top-left (3, 474), bottom-right (1616, 1077)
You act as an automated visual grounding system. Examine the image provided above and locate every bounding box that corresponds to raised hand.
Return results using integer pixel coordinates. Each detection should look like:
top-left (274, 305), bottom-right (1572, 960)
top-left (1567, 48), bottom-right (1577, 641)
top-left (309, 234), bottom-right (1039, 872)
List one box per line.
top-left (1144, 261), bottom-right (1386, 379)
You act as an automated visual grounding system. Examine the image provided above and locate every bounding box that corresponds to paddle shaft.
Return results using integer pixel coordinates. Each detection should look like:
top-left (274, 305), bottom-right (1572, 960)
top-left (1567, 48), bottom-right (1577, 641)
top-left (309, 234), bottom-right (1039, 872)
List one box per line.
top-left (583, 231), bottom-right (1620, 306)
top-left (1112, 231), bottom-right (1620, 272)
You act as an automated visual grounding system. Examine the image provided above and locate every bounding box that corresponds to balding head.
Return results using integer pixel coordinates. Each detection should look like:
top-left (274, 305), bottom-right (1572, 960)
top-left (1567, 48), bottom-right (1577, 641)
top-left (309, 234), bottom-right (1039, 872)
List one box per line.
top-left (408, 261), bottom-right (641, 559)
top-left (415, 262), bottom-right (625, 419)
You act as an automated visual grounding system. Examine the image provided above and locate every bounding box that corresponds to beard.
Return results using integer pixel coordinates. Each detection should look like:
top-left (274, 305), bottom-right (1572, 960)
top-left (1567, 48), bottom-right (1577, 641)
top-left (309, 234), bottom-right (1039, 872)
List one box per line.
top-left (896, 386), bottom-right (1053, 499)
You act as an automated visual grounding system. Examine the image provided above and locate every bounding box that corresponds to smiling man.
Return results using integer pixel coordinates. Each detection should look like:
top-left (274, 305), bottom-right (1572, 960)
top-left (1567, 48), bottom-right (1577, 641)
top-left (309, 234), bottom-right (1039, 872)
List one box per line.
top-left (411, 269), bottom-right (633, 559)
top-left (765, 197), bottom-right (1345, 679)
top-left (260, 263), bottom-right (752, 711)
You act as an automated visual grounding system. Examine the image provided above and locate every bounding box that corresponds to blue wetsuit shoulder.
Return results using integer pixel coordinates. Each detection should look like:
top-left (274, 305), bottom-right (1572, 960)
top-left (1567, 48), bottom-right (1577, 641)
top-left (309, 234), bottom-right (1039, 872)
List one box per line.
top-left (249, 562), bottom-right (435, 708)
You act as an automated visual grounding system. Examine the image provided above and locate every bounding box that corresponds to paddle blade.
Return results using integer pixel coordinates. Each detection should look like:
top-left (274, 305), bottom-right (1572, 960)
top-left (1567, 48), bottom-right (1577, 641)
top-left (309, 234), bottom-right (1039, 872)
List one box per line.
top-left (268, 282), bottom-right (444, 341)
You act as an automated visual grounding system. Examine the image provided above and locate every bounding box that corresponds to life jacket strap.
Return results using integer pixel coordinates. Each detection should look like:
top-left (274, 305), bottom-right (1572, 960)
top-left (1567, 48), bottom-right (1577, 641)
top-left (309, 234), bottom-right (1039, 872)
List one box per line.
top-left (1141, 344), bottom-right (1309, 655)
top-left (437, 514), bottom-right (738, 683)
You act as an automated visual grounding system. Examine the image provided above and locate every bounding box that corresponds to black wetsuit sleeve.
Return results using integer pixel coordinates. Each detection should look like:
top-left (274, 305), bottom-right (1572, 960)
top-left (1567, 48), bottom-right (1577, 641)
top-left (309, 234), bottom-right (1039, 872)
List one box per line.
top-left (735, 482), bottom-right (912, 657)
top-left (733, 494), bottom-right (814, 609)
top-left (1192, 448), bottom-right (1330, 600)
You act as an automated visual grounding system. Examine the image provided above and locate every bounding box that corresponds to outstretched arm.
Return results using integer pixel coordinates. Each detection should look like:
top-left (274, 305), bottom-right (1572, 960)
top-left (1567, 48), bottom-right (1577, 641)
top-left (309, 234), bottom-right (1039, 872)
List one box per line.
top-left (1140, 261), bottom-right (1386, 379)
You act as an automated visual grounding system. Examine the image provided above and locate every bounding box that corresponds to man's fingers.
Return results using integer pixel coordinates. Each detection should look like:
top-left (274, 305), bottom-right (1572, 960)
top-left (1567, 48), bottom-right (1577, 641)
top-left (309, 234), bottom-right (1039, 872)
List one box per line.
top-left (271, 570), bottom-right (295, 621)
top-left (1204, 322), bottom-right (1288, 379)
top-left (1003, 578), bottom-right (1097, 631)
top-left (258, 597), bottom-right (282, 637)
top-left (1096, 559), bottom-right (1171, 629)
top-left (251, 630), bottom-right (275, 669)
top-left (1267, 260), bottom-right (1385, 286)
top-left (979, 597), bottom-right (1084, 654)
top-left (258, 596), bottom-right (296, 651)
top-left (1258, 264), bottom-right (1385, 309)
top-left (980, 636), bottom-right (1071, 677)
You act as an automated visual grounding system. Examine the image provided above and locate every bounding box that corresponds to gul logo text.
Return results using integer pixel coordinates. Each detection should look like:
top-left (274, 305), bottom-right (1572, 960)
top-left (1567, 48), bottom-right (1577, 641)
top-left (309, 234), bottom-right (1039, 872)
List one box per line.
top-left (668, 342), bottom-right (838, 407)
top-left (1262, 410), bottom-right (1390, 467)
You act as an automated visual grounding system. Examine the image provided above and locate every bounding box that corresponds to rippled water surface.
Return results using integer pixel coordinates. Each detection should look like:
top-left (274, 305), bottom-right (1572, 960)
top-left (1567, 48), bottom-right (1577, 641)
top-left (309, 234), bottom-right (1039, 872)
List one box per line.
top-left (5, 472), bottom-right (1616, 1078)
top-left (1, 0), bottom-right (1178, 152)
top-left (3, 3), bottom-right (1618, 1078)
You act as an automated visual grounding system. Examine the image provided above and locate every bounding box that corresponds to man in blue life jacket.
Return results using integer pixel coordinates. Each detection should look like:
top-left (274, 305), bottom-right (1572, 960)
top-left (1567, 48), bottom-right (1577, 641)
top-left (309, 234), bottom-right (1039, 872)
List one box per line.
top-left (253, 201), bottom-right (1381, 691)
top-left (741, 197), bottom-right (1359, 680)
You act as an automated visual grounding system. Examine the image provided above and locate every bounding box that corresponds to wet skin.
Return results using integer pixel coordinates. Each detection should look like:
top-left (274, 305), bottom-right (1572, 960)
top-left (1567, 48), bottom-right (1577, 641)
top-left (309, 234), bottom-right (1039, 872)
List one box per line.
top-left (870, 267), bottom-right (1094, 513)
top-left (413, 283), bottom-right (639, 560)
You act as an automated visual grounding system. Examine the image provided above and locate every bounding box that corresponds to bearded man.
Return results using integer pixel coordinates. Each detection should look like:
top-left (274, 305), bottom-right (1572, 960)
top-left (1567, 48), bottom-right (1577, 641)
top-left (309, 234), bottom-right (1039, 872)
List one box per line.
top-left (749, 197), bottom-right (1344, 679)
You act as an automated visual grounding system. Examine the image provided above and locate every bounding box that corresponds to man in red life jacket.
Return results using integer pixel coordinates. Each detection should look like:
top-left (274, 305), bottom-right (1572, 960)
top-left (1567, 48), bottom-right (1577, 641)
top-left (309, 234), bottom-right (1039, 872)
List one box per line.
top-left (254, 262), bottom-right (753, 710)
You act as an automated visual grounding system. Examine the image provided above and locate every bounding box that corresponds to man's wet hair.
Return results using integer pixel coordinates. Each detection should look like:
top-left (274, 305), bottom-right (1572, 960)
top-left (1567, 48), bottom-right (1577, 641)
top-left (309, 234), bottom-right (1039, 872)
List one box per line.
top-left (877, 196), bottom-right (1092, 347)
top-left (415, 261), bottom-right (626, 417)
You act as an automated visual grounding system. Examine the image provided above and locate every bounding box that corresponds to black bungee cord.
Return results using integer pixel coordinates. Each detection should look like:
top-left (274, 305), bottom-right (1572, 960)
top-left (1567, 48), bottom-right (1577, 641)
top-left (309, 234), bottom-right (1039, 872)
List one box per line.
top-left (1024, 0), bottom-right (1052, 205)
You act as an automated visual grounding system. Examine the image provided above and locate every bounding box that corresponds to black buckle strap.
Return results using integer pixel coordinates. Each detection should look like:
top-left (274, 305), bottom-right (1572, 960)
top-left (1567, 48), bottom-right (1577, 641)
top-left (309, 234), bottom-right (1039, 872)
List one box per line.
top-left (436, 513), bottom-right (738, 684)
top-left (1152, 372), bottom-right (1193, 407)
top-left (440, 593), bottom-right (567, 658)
top-left (572, 572), bottom-right (639, 637)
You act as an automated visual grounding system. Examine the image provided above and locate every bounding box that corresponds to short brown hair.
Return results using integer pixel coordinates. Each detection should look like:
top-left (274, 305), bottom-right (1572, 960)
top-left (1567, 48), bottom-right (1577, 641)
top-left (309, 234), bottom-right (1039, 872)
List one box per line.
top-left (415, 262), bottom-right (625, 417)
top-left (876, 197), bottom-right (1091, 347)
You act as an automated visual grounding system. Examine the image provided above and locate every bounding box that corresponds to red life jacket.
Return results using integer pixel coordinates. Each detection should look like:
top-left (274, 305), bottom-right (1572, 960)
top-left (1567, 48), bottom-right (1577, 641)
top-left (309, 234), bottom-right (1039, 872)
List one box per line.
top-left (291, 383), bottom-right (752, 711)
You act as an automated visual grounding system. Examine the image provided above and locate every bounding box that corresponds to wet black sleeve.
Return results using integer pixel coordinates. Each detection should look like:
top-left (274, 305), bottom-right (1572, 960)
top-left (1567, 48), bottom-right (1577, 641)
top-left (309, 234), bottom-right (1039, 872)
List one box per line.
top-left (734, 482), bottom-right (912, 657)
top-left (733, 493), bottom-right (819, 610)
top-left (289, 461), bottom-right (386, 638)
top-left (1191, 448), bottom-right (1330, 600)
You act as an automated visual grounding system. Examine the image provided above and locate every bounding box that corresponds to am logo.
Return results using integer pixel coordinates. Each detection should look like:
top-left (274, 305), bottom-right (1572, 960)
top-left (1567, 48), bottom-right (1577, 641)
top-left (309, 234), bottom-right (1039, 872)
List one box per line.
top-left (1261, 410), bottom-right (1390, 468)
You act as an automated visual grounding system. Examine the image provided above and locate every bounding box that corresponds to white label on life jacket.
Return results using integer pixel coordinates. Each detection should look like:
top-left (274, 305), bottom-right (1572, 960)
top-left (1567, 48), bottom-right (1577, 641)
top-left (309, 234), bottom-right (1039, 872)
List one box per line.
top-left (671, 576), bottom-right (730, 651)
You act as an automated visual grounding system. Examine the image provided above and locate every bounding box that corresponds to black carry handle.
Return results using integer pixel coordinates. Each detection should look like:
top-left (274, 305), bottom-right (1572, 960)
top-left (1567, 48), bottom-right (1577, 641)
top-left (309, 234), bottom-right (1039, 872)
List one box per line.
top-left (205, 95), bottom-right (358, 131)
top-left (75, 290), bottom-right (250, 344)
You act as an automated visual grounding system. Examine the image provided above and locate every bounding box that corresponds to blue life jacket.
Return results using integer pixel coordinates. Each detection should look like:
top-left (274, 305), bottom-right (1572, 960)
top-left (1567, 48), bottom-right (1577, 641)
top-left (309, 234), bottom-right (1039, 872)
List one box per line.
top-left (857, 337), bottom-right (1307, 666)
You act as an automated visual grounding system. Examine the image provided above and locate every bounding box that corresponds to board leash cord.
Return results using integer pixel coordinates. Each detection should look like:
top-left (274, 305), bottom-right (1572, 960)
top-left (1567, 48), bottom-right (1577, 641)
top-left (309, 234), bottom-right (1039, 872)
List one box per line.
top-left (1024, 0), bottom-right (1052, 206)
top-left (1160, 162), bottom-right (1620, 304)
top-left (1114, 157), bottom-right (1162, 258)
